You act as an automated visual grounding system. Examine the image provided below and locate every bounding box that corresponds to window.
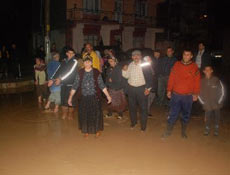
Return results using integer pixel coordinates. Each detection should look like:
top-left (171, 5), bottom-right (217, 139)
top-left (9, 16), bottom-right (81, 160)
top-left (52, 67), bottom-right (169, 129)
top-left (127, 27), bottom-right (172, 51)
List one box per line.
top-left (84, 35), bottom-right (98, 46)
top-left (135, 0), bottom-right (148, 17)
top-left (83, 0), bottom-right (101, 14)
top-left (114, 0), bottom-right (123, 23)
top-left (133, 37), bottom-right (145, 48)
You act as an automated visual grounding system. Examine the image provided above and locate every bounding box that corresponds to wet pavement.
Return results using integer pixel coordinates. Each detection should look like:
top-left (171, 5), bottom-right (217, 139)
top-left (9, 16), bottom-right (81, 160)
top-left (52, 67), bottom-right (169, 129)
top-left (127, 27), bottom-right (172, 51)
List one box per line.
top-left (0, 92), bottom-right (230, 175)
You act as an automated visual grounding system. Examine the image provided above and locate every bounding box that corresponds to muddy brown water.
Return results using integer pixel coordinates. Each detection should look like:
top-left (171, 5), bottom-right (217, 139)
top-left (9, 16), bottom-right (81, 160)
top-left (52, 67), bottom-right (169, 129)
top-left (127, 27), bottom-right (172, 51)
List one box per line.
top-left (0, 92), bottom-right (230, 175)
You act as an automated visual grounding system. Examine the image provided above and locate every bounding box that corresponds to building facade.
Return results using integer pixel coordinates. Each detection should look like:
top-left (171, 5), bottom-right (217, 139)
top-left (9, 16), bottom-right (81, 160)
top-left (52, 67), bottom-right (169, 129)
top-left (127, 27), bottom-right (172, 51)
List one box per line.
top-left (66, 0), bottom-right (164, 53)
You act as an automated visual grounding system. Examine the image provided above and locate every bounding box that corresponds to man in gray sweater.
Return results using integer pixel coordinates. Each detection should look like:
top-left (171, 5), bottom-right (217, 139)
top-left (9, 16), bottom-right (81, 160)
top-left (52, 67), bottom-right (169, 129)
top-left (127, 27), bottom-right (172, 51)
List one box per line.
top-left (198, 66), bottom-right (224, 136)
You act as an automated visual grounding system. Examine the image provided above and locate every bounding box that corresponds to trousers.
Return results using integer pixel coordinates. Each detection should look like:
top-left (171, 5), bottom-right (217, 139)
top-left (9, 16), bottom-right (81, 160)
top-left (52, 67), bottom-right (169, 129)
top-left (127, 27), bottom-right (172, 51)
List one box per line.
top-left (148, 92), bottom-right (156, 113)
top-left (205, 109), bottom-right (220, 129)
top-left (168, 93), bottom-right (193, 125)
top-left (128, 85), bottom-right (148, 130)
top-left (157, 76), bottom-right (168, 106)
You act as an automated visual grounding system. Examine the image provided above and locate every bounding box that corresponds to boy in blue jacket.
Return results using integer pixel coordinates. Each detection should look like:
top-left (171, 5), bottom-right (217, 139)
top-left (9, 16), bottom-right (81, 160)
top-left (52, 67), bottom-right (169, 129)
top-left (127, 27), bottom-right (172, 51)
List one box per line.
top-left (45, 53), bottom-right (61, 113)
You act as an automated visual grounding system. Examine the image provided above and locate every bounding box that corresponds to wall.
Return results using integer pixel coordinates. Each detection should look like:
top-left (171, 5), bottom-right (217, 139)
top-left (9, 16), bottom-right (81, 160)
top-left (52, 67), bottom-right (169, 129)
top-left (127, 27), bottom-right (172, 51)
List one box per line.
top-left (66, 0), bottom-right (165, 51)
top-left (50, 30), bottom-right (66, 53)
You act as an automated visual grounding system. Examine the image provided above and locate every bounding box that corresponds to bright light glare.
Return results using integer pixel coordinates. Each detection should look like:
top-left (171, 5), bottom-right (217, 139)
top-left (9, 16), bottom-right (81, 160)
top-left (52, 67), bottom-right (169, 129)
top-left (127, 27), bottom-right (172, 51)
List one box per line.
top-left (140, 62), bottom-right (150, 67)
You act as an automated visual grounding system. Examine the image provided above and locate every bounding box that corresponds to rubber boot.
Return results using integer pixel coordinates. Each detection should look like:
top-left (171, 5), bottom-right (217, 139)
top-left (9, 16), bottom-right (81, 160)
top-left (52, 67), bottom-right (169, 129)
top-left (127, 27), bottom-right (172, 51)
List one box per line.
top-left (181, 122), bottom-right (188, 139)
top-left (162, 123), bottom-right (173, 139)
top-left (62, 106), bottom-right (69, 120)
top-left (68, 107), bottom-right (75, 120)
top-left (214, 125), bottom-right (219, 136)
top-left (203, 126), bottom-right (210, 136)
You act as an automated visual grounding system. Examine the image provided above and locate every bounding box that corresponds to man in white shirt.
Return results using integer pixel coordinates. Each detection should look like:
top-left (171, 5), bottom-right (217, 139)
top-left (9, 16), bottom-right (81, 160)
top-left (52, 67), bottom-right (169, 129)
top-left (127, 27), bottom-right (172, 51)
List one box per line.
top-left (122, 50), bottom-right (153, 131)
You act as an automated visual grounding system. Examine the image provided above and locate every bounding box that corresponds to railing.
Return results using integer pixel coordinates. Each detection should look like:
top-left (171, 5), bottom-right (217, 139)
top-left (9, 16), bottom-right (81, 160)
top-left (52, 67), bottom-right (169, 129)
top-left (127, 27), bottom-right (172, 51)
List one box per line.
top-left (66, 7), bottom-right (156, 27)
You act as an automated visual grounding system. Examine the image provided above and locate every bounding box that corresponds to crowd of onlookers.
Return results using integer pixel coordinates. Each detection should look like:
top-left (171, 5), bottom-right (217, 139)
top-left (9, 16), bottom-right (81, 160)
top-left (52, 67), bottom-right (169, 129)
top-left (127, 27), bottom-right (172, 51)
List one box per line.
top-left (0, 43), bottom-right (21, 80)
top-left (33, 41), bottom-right (224, 138)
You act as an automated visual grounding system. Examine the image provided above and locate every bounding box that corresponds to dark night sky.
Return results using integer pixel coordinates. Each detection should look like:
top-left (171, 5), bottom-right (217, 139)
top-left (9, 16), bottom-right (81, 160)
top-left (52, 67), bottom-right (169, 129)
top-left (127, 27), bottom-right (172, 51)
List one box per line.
top-left (0, 0), bottom-right (33, 46)
top-left (208, 1), bottom-right (230, 28)
top-left (0, 0), bottom-right (229, 52)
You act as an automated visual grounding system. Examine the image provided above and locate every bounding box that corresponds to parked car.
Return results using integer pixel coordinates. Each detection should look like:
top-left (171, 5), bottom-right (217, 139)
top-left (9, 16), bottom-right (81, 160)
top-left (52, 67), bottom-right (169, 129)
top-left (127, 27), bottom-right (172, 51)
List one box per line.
top-left (210, 50), bottom-right (223, 60)
top-left (210, 50), bottom-right (223, 75)
top-left (210, 50), bottom-right (223, 66)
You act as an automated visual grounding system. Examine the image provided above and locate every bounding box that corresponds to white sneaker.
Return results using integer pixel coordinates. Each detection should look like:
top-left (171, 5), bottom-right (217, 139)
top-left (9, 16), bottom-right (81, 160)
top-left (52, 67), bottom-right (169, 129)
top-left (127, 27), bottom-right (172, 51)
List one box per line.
top-left (105, 114), bottom-right (112, 118)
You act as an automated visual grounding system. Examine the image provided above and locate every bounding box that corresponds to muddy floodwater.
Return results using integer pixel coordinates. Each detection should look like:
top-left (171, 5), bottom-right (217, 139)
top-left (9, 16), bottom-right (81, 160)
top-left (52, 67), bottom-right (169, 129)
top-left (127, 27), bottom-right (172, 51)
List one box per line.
top-left (0, 92), bottom-right (230, 175)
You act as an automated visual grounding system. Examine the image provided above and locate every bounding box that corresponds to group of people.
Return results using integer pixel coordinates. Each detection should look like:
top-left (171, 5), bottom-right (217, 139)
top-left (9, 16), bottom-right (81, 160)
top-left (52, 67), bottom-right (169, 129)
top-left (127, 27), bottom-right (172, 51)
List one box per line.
top-left (34, 42), bottom-right (224, 138)
top-left (0, 43), bottom-right (21, 79)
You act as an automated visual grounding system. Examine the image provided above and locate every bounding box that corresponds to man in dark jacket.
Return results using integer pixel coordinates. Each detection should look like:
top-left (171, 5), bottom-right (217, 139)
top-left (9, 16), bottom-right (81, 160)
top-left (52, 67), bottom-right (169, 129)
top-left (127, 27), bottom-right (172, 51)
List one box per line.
top-left (152, 49), bottom-right (161, 77)
top-left (48, 48), bottom-right (78, 120)
top-left (152, 49), bottom-right (161, 105)
top-left (194, 42), bottom-right (211, 70)
top-left (122, 50), bottom-right (153, 131)
top-left (156, 47), bottom-right (177, 106)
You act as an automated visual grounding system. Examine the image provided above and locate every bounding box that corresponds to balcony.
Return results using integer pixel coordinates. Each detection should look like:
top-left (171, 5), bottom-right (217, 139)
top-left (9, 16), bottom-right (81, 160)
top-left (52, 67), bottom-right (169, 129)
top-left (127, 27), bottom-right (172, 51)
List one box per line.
top-left (66, 7), bottom-right (156, 27)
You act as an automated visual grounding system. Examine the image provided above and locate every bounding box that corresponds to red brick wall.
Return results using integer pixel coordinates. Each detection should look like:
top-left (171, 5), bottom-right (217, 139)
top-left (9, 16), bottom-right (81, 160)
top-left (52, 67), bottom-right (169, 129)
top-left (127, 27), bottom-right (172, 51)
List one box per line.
top-left (83, 24), bottom-right (101, 35)
top-left (66, 0), bottom-right (164, 22)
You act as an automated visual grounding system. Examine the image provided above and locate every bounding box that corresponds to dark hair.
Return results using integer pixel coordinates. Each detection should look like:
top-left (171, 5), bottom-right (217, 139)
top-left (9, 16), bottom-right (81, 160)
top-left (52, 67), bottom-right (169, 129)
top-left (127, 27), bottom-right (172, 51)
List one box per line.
top-left (154, 49), bottom-right (160, 53)
top-left (107, 56), bottom-right (114, 60)
top-left (85, 43), bottom-right (93, 47)
top-left (198, 41), bottom-right (206, 46)
top-left (183, 48), bottom-right (193, 55)
top-left (167, 47), bottom-right (174, 51)
top-left (203, 65), bottom-right (213, 71)
top-left (35, 57), bottom-right (41, 61)
top-left (66, 47), bottom-right (75, 53)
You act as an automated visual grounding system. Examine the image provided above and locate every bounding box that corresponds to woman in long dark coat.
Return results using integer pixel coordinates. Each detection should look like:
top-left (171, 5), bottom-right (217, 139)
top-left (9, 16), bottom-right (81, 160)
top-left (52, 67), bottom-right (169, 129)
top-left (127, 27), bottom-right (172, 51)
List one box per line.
top-left (68, 56), bottom-right (111, 138)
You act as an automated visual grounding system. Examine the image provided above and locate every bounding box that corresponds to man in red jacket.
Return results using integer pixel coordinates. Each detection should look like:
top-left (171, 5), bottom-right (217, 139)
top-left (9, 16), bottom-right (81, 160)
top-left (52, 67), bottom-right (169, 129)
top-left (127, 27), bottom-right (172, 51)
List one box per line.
top-left (162, 49), bottom-right (200, 139)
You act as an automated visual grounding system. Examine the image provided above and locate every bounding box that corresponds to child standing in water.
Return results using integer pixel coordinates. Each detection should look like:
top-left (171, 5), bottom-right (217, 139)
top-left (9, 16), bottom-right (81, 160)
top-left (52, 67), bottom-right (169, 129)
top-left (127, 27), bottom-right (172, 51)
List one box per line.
top-left (34, 57), bottom-right (47, 104)
top-left (45, 53), bottom-right (61, 113)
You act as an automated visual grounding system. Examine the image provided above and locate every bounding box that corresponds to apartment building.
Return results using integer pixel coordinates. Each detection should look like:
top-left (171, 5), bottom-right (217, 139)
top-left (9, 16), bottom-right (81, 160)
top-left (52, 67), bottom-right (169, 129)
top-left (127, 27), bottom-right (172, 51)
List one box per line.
top-left (66, 0), bottom-right (164, 53)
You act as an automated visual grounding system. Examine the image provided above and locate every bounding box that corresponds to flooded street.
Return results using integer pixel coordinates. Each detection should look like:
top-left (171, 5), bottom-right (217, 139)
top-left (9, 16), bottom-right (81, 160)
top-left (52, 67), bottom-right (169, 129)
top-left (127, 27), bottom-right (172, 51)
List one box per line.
top-left (0, 92), bottom-right (230, 175)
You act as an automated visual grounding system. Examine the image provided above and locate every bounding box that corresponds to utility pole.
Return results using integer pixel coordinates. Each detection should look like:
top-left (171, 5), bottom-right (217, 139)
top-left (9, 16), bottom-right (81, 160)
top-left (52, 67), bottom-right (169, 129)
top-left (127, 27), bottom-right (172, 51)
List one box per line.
top-left (44, 0), bottom-right (51, 63)
top-left (167, 0), bottom-right (171, 41)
